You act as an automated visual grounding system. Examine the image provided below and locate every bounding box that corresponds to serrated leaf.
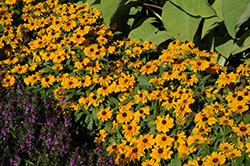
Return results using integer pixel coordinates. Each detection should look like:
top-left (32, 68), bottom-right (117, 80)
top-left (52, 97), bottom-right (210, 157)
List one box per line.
top-left (222, 0), bottom-right (248, 38)
top-left (170, 0), bottom-right (216, 18)
top-left (162, 1), bottom-right (202, 42)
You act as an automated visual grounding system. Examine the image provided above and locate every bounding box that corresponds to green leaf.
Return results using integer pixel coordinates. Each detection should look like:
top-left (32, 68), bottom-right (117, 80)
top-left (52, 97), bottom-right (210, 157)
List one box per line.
top-left (222, 0), bottom-right (248, 38)
top-left (109, 97), bottom-right (119, 108)
top-left (85, 0), bottom-right (97, 6)
top-left (202, 17), bottom-right (222, 38)
top-left (232, 29), bottom-right (250, 55)
top-left (106, 120), bottom-right (112, 133)
top-left (173, 153), bottom-right (182, 166)
top-left (66, 92), bottom-right (75, 101)
top-left (214, 93), bottom-right (225, 103)
top-left (101, 0), bottom-right (135, 27)
top-left (92, 107), bottom-right (99, 119)
top-left (128, 18), bottom-right (172, 45)
top-left (75, 112), bottom-right (84, 122)
top-left (134, 74), bottom-right (152, 87)
top-left (212, 0), bottom-right (223, 19)
top-left (120, 96), bottom-right (133, 106)
top-left (162, 1), bottom-right (202, 42)
top-left (170, 0), bottom-right (216, 18)
top-left (215, 39), bottom-right (234, 58)
top-left (236, 0), bottom-right (250, 32)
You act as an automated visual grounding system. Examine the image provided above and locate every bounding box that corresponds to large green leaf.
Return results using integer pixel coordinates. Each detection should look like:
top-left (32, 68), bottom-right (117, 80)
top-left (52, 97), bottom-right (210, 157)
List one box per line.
top-left (202, 16), bottom-right (222, 38)
top-left (222, 0), bottom-right (248, 38)
top-left (101, 0), bottom-right (135, 27)
top-left (215, 39), bottom-right (234, 58)
top-left (170, 0), bottom-right (216, 18)
top-left (236, 0), bottom-right (250, 32)
top-left (128, 18), bottom-right (172, 45)
top-left (232, 29), bottom-right (250, 54)
top-left (212, 0), bottom-right (223, 19)
top-left (162, 1), bottom-right (202, 42)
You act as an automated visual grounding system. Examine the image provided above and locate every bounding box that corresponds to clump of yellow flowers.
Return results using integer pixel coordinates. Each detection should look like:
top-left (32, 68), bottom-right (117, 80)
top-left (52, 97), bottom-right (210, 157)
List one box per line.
top-left (1, 0), bottom-right (250, 165)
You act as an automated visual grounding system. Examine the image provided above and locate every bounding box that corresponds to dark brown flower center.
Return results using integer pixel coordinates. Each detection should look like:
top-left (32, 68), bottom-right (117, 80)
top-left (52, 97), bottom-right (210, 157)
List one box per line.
top-left (212, 158), bottom-right (218, 163)
top-left (143, 138), bottom-right (148, 143)
top-left (240, 126), bottom-right (247, 131)
top-left (162, 136), bottom-right (166, 141)
top-left (158, 148), bottom-right (163, 153)
top-left (102, 111), bottom-right (106, 115)
top-left (162, 120), bottom-right (167, 124)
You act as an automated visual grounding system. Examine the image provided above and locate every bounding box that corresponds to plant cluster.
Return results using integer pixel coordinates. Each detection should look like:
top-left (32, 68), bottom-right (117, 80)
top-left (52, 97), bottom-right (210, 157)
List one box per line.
top-left (1, 0), bottom-right (250, 166)
top-left (0, 79), bottom-right (114, 165)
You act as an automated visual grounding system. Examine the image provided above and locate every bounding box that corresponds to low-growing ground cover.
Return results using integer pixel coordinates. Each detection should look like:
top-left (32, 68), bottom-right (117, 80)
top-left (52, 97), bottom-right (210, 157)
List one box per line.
top-left (1, 0), bottom-right (250, 166)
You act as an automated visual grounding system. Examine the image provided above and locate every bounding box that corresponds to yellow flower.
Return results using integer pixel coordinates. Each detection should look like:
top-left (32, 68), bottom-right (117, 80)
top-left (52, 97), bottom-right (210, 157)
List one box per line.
top-left (137, 133), bottom-right (154, 150)
top-left (150, 146), bottom-right (173, 162)
top-left (41, 75), bottom-right (55, 88)
top-left (2, 75), bottom-right (15, 87)
top-left (97, 107), bottom-right (112, 122)
top-left (204, 152), bottom-right (226, 166)
top-left (156, 115), bottom-right (174, 133)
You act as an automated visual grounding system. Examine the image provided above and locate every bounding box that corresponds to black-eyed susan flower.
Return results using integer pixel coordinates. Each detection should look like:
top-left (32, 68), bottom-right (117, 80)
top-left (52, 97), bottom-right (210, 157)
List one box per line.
top-left (126, 145), bottom-right (145, 161)
top-left (106, 142), bottom-right (118, 155)
top-left (122, 120), bottom-right (140, 138)
top-left (97, 107), bottom-right (112, 122)
top-left (232, 122), bottom-right (250, 136)
top-left (41, 75), bottom-right (55, 88)
top-left (140, 61), bottom-right (158, 75)
top-left (97, 86), bottom-right (113, 96)
top-left (117, 109), bottom-right (133, 124)
top-left (24, 74), bottom-right (41, 86)
top-left (141, 159), bottom-right (159, 166)
top-left (150, 146), bottom-right (173, 162)
top-left (204, 152), bottom-right (226, 166)
top-left (177, 144), bottom-right (192, 159)
top-left (78, 75), bottom-right (92, 88)
top-left (98, 75), bottom-right (113, 86)
top-left (137, 133), bottom-right (154, 150)
top-left (190, 59), bottom-right (210, 72)
top-left (155, 133), bottom-right (174, 148)
top-left (134, 90), bottom-right (148, 104)
top-left (133, 106), bottom-right (150, 122)
top-left (2, 75), bottom-right (15, 87)
top-left (226, 149), bottom-right (242, 159)
top-left (87, 92), bottom-right (103, 107)
top-left (94, 129), bottom-right (108, 143)
top-left (156, 115), bottom-right (174, 133)
top-left (61, 76), bottom-right (79, 89)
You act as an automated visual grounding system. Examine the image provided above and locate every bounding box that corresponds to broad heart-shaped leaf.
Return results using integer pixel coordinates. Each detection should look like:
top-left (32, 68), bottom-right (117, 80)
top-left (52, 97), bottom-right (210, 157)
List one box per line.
top-left (215, 39), bottom-right (234, 58)
top-left (232, 29), bottom-right (250, 55)
top-left (222, 0), bottom-right (248, 39)
top-left (162, 1), bottom-right (202, 42)
top-left (236, 0), bottom-right (250, 31)
top-left (128, 18), bottom-right (172, 45)
top-left (212, 0), bottom-right (223, 19)
top-left (101, 0), bottom-right (135, 27)
top-left (202, 16), bottom-right (223, 38)
top-left (170, 0), bottom-right (216, 18)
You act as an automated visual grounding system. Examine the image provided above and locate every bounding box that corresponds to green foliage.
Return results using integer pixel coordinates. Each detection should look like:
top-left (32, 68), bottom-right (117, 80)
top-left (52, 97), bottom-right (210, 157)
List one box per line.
top-left (92, 0), bottom-right (250, 66)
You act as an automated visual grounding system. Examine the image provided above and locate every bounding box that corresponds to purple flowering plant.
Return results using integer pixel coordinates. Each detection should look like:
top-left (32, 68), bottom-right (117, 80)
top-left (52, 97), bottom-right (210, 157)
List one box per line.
top-left (0, 79), bottom-right (114, 165)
